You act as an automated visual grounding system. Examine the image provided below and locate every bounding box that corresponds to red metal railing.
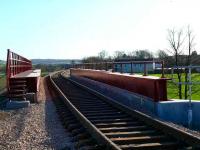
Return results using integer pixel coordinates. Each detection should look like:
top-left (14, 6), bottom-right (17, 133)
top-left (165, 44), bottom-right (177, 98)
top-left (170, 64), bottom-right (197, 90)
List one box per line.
top-left (70, 68), bottom-right (168, 101)
top-left (72, 61), bottom-right (165, 78)
top-left (6, 49), bottom-right (32, 90)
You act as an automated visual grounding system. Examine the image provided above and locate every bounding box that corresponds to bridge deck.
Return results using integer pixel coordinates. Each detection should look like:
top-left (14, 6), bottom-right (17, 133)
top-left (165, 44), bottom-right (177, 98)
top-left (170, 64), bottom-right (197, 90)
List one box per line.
top-left (11, 69), bottom-right (41, 78)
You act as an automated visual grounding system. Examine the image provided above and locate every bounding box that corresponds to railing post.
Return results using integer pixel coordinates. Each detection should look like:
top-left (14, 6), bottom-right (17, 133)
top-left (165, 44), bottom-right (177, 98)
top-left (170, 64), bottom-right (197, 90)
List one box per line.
top-left (120, 63), bottom-right (123, 73)
top-left (161, 61), bottom-right (165, 78)
top-left (188, 67), bottom-right (192, 128)
top-left (131, 62), bottom-right (133, 74)
top-left (143, 63), bottom-right (147, 76)
top-left (105, 62), bottom-right (108, 71)
top-left (112, 63), bottom-right (114, 72)
top-left (6, 49), bottom-right (11, 92)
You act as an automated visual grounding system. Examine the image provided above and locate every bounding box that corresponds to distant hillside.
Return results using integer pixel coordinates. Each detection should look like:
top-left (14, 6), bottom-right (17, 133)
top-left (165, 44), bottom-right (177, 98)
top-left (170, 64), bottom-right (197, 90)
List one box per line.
top-left (0, 60), bottom-right (6, 64)
top-left (31, 59), bottom-right (82, 65)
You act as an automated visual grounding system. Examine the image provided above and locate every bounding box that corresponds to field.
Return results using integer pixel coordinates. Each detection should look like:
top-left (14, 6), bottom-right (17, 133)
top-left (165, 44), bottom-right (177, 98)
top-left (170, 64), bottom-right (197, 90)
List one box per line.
top-left (0, 74), bottom-right (6, 91)
top-left (0, 74), bottom-right (6, 102)
top-left (151, 73), bottom-right (200, 100)
top-left (41, 72), bottom-right (49, 77)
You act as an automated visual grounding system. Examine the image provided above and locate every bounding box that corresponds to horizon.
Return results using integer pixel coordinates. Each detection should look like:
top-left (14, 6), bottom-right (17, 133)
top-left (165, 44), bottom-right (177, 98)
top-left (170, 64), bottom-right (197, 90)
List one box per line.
top-left (1, 0), bottom-right (200, 60)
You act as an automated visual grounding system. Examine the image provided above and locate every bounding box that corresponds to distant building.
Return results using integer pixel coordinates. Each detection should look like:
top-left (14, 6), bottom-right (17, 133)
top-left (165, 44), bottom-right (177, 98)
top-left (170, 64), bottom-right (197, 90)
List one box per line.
top-left (114, 58), bottom-right (162, 73)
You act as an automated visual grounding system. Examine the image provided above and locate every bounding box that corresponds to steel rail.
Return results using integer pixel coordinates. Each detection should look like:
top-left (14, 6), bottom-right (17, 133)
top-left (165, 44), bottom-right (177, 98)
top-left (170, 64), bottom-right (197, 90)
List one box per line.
top-left (50, 72), bottom-right (120, 150)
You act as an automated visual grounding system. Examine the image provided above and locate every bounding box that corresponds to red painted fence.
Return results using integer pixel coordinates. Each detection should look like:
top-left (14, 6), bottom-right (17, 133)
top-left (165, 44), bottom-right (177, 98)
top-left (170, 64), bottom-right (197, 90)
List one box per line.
top-left (6, 49), bottom-right (32, 90)
top-left (70, 69), bottom-right (169, 102)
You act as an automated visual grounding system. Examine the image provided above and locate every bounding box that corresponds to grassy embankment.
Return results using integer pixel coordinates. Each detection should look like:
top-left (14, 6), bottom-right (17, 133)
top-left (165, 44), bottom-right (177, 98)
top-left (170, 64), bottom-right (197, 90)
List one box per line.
top-left (151, 73), bottom-right (200, 100)
top-left (41, 72), bottom-right (49, 77)
top-left (0, 74), bottom-right (6, 91)
top-left (0, 74), bottom-right (6, 101)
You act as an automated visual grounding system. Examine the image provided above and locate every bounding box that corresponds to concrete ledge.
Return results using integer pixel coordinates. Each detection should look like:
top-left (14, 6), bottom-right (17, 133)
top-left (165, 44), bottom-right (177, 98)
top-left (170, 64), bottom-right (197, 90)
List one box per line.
top-left (5, 100), bottom-right (30, 109)
top-left (157, 100), bottom-right (200, 129)
top-left (26, 93), bottom-right (37, 103)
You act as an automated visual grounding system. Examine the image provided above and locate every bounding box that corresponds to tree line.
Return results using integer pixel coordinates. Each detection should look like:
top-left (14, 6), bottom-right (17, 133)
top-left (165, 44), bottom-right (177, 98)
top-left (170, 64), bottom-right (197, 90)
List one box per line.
top-left (82, 26), bottom-right (199, 100)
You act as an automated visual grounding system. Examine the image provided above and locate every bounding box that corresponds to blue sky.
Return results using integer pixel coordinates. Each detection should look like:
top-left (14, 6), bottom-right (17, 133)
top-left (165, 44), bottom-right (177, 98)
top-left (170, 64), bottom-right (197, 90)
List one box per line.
top-left (0, 0), bottom-right (200, 60)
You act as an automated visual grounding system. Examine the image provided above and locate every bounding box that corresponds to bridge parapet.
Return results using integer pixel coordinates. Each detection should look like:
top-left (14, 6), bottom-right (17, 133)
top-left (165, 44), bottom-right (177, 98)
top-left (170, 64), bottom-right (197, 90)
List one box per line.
top-left (6, 49), bottom-right (32, 83)
top-left (70, 68), bottom-right (169, 102)
top-left (6, 49), bottom-right (40, 101)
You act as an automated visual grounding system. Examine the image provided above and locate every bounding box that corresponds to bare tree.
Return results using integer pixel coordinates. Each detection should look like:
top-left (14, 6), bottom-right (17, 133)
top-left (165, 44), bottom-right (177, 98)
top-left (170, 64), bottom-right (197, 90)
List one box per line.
top-left (167, 28), bottom-right (185, 99)
top-left (135, 50), bottom-right (153, 59)
top-left (82, 56), bottom-right (101, 63)
top-left (184, 26), bottom-right (195, 99)
top-left (113, 51), bottom-right (126, 59)
top-left (98, 50), bottom-right (108, 60)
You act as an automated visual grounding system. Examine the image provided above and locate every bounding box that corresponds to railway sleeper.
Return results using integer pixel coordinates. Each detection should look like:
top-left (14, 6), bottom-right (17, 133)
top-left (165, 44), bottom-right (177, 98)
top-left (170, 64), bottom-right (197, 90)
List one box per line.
top-left (95, 121), bottom-right (142, 128)
top-left (71, 103), bottom-right (110, 107)
top-left (99, 125), bottom-right (151, 133)
top-left (76, 106), bottom-right (114, 110)
top-left (79, 145), bottom-right (105, 150)
top-left (105, 130), bottom-right (160, 138)
top-left (82, 111), bottom-right (123, 117)
top-left (91, 118), bottom-right (134, 124)
top-left (119, 141), bottom-right (181, 150)
top-left (73, 132), bottom-right (91, 141)
top-left (72, 101), bottom-right (107, 105)
top-left (74, 138), bottom-right (98, 149)
top-left (67, 123), bottom-right (82, 131)
top-left (80, 109), bottom-right (122, 114)
top-left (111, 135), bottom-right (171, 145)
top-left (71, 127), bottom-right (87, 136)
top-left (85, 114), bottom-right (129, 120)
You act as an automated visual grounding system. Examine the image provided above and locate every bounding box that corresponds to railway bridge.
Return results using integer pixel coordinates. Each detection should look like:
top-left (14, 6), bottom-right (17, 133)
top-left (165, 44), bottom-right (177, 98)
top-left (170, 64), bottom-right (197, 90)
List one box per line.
top-left (1, 49), bottom-right (200, 149)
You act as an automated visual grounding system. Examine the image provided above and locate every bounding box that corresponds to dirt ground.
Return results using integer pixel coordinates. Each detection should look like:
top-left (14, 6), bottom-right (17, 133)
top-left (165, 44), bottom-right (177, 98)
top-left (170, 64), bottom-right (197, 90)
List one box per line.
top-left (0, 77), bottom-right (72, 150)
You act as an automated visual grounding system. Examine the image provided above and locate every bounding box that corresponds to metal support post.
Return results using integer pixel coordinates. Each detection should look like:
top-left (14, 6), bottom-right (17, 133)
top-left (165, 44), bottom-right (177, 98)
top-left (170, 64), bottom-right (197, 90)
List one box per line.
top-left (161, 61), bottom-right (165, 78)
top-left (143, 63), bottom-right (147, 76)
top-left (131, 62), bottom-right (133, 74)
top-left (188, 67), bottom-right (192, 128)
top-left (120, 63), bottom-right (123, 73)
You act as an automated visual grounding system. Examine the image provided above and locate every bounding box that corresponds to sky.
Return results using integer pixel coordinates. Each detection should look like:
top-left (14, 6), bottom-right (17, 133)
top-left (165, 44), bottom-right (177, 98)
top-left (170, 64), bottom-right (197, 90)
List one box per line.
top-left (0, 0), bottom-right (200, 60)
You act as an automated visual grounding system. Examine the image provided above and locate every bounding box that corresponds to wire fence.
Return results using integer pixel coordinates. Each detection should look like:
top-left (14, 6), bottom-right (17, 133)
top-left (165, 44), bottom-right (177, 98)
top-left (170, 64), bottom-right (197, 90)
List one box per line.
top-left (71, 60), bottom-right (165, 78)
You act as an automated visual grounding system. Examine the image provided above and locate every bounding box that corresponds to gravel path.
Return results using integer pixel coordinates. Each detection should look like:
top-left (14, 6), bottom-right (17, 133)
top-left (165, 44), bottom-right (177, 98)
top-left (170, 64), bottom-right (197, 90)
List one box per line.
top-left (0, 77), bottom-right (73, 150)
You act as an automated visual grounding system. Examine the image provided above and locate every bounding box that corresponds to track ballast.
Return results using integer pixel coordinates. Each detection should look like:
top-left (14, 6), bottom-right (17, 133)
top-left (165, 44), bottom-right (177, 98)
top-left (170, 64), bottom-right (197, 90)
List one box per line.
top-left (50, 71), bottom-right (200, 150)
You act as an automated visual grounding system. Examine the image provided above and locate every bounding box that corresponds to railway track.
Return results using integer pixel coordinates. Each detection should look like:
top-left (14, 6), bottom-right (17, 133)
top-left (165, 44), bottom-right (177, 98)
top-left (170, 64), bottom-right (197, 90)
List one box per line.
top-left (50, 71), bottom-right (200, 150)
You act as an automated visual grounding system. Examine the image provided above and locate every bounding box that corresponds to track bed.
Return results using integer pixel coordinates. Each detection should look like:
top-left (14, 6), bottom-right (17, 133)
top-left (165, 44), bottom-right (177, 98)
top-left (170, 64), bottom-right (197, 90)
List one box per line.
top-left (50, 72), bottom-right (200, 150)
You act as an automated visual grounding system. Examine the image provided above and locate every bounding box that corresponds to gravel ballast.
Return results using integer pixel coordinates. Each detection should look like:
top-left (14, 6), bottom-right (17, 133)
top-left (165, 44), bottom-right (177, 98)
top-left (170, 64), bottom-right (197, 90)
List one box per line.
top-left (0, 77), bottom-right (72, 150)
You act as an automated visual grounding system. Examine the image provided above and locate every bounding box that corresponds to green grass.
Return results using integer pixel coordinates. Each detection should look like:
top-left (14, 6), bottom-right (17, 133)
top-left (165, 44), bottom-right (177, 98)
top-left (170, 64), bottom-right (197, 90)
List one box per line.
top-left (0, 74), bottom-right (6, 102)
top-left (150, 73), bottom-right (200, 100)
top-left (0, 74), bottom-right (6, 91)
top-left (41, 72), bottom-right (49, 77)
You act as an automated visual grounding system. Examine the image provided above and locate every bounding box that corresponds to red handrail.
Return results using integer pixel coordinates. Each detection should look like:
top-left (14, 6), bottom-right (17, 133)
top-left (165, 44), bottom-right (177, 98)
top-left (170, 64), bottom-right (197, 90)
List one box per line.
top-left (6, 49), bottom-right (32, 91)
top-left (72, 60), bottom-right (165, 78)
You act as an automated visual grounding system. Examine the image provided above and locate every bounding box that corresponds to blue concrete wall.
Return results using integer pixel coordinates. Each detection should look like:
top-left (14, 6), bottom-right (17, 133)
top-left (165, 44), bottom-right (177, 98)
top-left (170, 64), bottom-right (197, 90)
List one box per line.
top-left (71, 75), bottom-right (200, 130)
top-left (157, 100), bottom-right (200, 129)
top-left (193, 101), bottom-right (200, 129)
top-left (156, 100), bottom-right (189, 126)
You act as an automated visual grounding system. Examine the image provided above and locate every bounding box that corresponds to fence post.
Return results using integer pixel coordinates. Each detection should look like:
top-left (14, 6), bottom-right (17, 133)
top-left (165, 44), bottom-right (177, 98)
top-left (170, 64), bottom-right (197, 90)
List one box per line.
top-left (120, 63), bottom-right (123, 73)
top-left (143, 63), bottom-right (147, 76)
top-left (161, 61), bottom-right (165, 78)
top-left (188, 67), bottom-right (192, 128)
top-left (105, 62), bottom-right (108, 71)
top-left (112, 63), bottom-right (114, 72)
top-left (131, 62), bottom-right (133, 74)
